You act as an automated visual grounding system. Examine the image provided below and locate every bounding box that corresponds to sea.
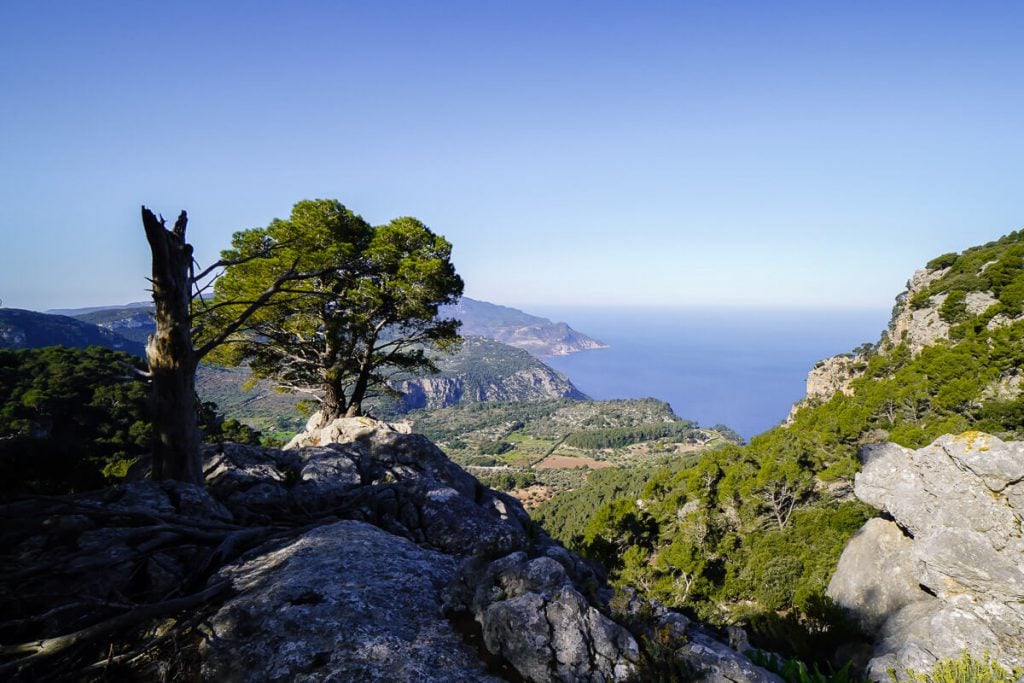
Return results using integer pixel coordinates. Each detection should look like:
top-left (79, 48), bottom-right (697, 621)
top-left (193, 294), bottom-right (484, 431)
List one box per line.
top-left (528, 306), bottom-right (892, 440)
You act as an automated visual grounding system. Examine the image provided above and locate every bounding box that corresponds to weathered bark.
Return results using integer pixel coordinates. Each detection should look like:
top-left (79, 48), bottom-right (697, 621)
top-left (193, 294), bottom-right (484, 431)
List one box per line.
top-left (321, 380), bottom-right (346, 422)
top-left (345, 369), bottom-right (369, 417)
top-left (142, 207), bottom-right (203, 484)
top-left (345, 339), bottom-right (378, 417)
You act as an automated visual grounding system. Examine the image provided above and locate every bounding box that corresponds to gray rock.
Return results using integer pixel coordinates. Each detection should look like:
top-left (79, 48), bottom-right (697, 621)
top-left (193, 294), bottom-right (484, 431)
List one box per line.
top-left (835, 433), bottom-right (1024, 678)
top-left (201, 520), bottom-right (502, 682)
top-left (284, 414), bottom-right (413, 450)
top-left (827, 518), bottom-right (926, 632)
top-left (867, 600), bottom-right (1004, 681)
top-left (480, 584), bottom-right (638, 682)
top-left (677, 628), bottom-right (783, 683)
top-left (202, 422), bottom-right (532, 555)
top-left (449, 552), bottom-right (639, 682)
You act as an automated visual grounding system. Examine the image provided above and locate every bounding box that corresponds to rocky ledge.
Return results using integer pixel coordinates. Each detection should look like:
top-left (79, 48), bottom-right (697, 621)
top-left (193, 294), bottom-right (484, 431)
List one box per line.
top-left (828, 432), bottom-right (1024, 679)
top-left (1, 416), bottom-right (776, 682)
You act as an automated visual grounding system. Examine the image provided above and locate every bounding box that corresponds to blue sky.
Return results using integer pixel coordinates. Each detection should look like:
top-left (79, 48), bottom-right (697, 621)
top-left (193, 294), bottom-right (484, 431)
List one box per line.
top-left (1, 1), bottom-right (1022, 312)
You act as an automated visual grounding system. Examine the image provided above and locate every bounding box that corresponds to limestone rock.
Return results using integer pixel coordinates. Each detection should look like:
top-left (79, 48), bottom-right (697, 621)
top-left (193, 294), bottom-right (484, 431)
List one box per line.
top-left (4, 414), bottom-right (778, 682)
top-left (804, 355), bottom-right (864, 402)
top-left (446, 551), bottom-right (639, 682)
top-left (827, 518), bottom-right (925, 632)
top-left (284, 414), bottom-right (412, 450)
top-left (205, 419), bottom-right (531, 556)
top-left (397, 366), bottom-right (585, 412)
top-left (677, 628), bottom-right (783, 683)
top-left (201, 520), bottom-right (502, 682)
top-left (832, 433), bottom-right (1024, 678)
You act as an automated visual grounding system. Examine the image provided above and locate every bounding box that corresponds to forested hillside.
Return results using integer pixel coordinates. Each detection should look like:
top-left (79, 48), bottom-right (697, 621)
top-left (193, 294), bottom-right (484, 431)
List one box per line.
top-left (410, 398), bottom-right (736, 508)
top-left (535, 230), bottom-right (1024, 663)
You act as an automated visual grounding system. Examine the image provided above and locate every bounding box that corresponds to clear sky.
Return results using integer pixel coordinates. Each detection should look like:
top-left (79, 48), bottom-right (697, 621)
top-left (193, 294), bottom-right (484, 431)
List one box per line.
top-left (1, 1), bottom-right (1022, 313)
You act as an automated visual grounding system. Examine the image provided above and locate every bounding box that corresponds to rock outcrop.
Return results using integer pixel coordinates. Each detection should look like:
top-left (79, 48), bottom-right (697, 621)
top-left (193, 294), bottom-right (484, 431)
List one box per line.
top-left (828, 433), bottom-right (1024, 679)
top-left (803, 354), bottom-right (865, 403)
top-left (792, 263), bottom-right (1022, 412)
top-left (885, 266), bottom-right (952, 355)
top-left (395, 337), bottom-right (587, 412)
top-left (201, 520), bottom-right (503, 682)
top-left (3, 416), bottom-right (775, 682)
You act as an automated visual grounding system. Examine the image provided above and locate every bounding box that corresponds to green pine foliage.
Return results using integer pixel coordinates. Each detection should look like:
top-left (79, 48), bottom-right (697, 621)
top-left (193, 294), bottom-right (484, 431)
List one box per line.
top-left (563, 421), bottom-right (697, 449)
top-left (0, 346), bottom-right (151, 494)
top-left (0, 346), bottom-right (267, 496)
top-left (916, 230), bottom-right (1024, 304)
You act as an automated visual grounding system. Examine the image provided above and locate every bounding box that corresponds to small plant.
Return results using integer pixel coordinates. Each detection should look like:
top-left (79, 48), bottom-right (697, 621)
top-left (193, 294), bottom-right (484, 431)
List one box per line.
top-left (890, 651), bottom-right (1021, 683)
top-left (909, 290), bottom-right (933, 309)
top-left (747, 649), bottom-right (860, 683)
top-left (625, 625), bottom-right (703, 683)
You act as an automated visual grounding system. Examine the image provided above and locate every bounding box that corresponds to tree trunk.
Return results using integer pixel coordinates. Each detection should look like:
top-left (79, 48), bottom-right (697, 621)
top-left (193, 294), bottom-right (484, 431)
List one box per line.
top-left (345, 343), bottom-right (377, 417)
top-left (345, 366), bottom-right (370, 417)
top-left (321, 380), bottom-right (346, 422)
top-left (142, 207), bottom-right (203, 484)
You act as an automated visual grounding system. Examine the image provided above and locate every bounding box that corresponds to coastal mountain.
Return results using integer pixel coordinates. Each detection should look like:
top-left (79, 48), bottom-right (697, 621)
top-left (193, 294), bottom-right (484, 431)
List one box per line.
top-left (1, 308), bottom-right (588, 431)
top-left (53, 296), bottom-right (607, 359)
top-left (441, 297), bottom-right (607, 356)
top-left (67, 306), bottom-right (155, 344)
top-left (394, 336), bottom-right (585, 411)
top-left (799, 230), bottom-right (1024, 408)
top-left (0, 308), bottom-right (144, 356)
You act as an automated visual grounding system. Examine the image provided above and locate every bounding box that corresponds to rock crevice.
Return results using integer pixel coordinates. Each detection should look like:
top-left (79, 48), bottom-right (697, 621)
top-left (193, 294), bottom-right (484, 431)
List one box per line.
top-left (828, 432), bottom-right (1024, 679)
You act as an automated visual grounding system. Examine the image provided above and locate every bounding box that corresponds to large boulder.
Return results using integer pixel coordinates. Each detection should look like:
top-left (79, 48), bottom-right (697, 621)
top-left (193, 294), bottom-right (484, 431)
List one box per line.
top-left (829, 433), bottom-right (1024, 679)
top-left (445, 551), bottom-right (639, 682)
top-left (204, 418), bottom-right (531, 557)
top-left (827, 518), bottom-right (925, 633)
top-left (201, 520), bottom-right (502, 682)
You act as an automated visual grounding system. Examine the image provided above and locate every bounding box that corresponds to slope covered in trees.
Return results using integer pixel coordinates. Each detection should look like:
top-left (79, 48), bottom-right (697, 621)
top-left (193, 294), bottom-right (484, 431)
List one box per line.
top-left (0, 346), bottom-right (262, 496)
top-left (535, 229), bottom-right (1024, 663)
top-left (411, 398), bottom-right (737, 508)
top-left (0, 346), bottom-right (151, 493)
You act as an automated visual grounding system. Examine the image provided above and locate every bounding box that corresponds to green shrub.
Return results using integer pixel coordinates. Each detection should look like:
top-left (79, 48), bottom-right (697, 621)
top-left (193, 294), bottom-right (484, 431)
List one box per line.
top-left (926, 252), bottom-right (959, 271)
top-left (477, 439), bottom-right (513, 455)
top-left (909, 291), bottom-right (932, 309)
top-left (891, 651), bottom-right (1021, 683)
top-left (0, 346), bottom-right (151, 495)
top-left (938, 290), bottom-right (968, 324)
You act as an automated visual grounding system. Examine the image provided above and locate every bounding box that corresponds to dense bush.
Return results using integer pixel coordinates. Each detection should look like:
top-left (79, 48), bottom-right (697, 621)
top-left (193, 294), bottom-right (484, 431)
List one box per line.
top-left (893, 652), bottom-right (1022, 683)
top-left (0, 346), bottom-right (264, 496)
top-left (0, 346), bottom-right (151, 494)
top-left (477, 469), bottom-right (538, 491)
top-left (563, 421), bottom-right (697, 449)
top-left (926, 252), bottom-right (958, 271)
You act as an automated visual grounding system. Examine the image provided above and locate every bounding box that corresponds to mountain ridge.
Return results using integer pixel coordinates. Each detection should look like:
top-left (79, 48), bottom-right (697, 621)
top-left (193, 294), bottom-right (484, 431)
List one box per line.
top-left (0, 307), bottom-right (587, 431)
top-left (47, 296), bottom-right (607, 359)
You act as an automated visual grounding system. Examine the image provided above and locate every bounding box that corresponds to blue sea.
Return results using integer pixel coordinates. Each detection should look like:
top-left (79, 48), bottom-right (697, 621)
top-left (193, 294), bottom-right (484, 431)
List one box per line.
top-left (528, 306), bottom-right (891, 440)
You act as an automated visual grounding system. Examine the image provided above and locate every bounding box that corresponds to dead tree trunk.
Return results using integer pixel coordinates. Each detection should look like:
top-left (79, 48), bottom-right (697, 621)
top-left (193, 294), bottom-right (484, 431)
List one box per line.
top-left (142, 207), bottom-right (203, 484)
